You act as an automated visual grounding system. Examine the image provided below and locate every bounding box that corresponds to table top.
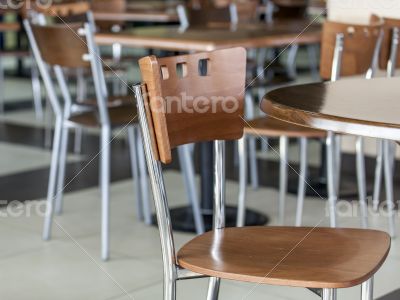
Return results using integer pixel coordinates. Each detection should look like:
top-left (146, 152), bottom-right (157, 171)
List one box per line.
top-left (95, 19), bottom-right (321, 51)
top-left (93, 8), bottom-right (178, 23)
top-left (261, 77), bottom-right (400, 141)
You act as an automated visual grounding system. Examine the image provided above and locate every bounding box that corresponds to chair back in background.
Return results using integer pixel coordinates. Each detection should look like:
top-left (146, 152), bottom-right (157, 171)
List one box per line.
top-left (378, 17), bottom-right (400, 70)
top-left (320, 18), bottom-right (383, 80)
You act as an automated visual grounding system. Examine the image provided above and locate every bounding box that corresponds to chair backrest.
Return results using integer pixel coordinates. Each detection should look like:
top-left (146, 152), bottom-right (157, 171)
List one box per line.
top-left (30, 22), bottom-right (89, 68)
top-left (378, 17), bottom-right (400, 71)
top-left (138, 47), bottom-right (246, 164)
top-left (320, 18), bottom-right (384, 80)
top-left (134, 47), bottom-right (246, 281)
top-left (91, 0), bottom-right (126, 31)
top-left (25, 21), bottom-right (110, 124)
top-left (31, 0), bottom-right (91, 18)
top-left (272, 0), bottom-right (308, 19)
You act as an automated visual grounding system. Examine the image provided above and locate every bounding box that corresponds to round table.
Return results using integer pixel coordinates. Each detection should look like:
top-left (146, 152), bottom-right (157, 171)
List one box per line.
top-left (261, 77), bottom-right (400, 234)
top-left (261, 77), bottom-right (400, 140)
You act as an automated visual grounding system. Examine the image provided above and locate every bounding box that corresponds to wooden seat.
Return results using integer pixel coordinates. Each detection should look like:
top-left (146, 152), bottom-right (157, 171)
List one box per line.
top-left (67, 104), bottom-right (137, 128)
top-left (245, 116), bottom-right (326, 138)
top-left (178, 226), bottom-right (390, 288)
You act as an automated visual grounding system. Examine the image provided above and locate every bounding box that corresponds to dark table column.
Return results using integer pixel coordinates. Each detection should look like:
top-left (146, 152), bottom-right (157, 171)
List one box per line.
top-left (168, 142), bottom-right (268, 233)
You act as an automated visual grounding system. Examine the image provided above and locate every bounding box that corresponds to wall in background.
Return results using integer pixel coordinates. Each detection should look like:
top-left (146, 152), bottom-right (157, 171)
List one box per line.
top-left (328, 0), bottom-right (400, 23)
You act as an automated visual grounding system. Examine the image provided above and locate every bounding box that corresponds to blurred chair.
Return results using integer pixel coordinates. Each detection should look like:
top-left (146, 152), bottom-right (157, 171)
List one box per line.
top-left (26, 4), bottom-right (206, 237)
top-left (24, 20), bottom-right (149, 261)
top-left (135, 47), bottom-right (389, 300)
top-left (238, 18), bottom-right (386, 228)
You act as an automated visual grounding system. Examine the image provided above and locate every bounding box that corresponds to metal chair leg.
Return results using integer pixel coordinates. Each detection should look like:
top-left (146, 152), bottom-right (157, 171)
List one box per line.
top-left (383, 139), bottom-right (396, 238)
top-left (307, 44), bottom-right (320, 80)
top-left (178, 144), bottom-right (205, 234)
top-left (356, 136), bottom-right (368, 228)
top-left (361, 277), bottom-right (373, 300)
top-left (244, 92), bottom-right (259, 189)
top-left (0, 56), bottom-right (4, 114)
top-left (127, 126), bottom-right (144, 221)
top-left (326, 132), bottom-right (337, 227)
top-left (295, 137), bottom-right (307, 227)
top-left (322, 289), bottom-right (337, 300)
top-left (373, 139), bottom-right (384, 211)
top-left (73, 127), bottom-right (83, 154)
top-left (100, 125), bottom-right (111, 261)
top-left (43, 118), bottom-right (63, 240)
top-left (286, 44), bottom-right (299, 80)
top-left (54, 126), bottom-right (69, 215)
top-left (248, 135), bottom-right (259, 189)
top-left (334, 135), bottom-right (342, 195)
top-left (206, 277), bottom-right (220, 300)
top-left (279, 136), bottom-right (289, 225)
top-left (136, 130), bottom-right (152, 225)
top-left (31, 61), bottom-right (43, 120)
top-left (237, 136), bottom-right (247, 227)
top-left (164, 277), bottom-right (176, 300)
top-left (44, 95), bottom-right (53, 149)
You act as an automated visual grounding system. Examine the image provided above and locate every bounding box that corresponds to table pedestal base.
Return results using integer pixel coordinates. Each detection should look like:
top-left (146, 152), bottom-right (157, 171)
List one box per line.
top-left (153, 206), bottom-right (269, 233)
top-left (287, 179), bottom-right (367, 199)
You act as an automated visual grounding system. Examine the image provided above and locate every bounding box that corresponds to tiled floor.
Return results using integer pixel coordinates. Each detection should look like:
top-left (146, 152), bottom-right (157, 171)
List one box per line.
top-left (0, 61), bottom-right (399, 299)
top-left (0, 171), bottom-right (399, 300)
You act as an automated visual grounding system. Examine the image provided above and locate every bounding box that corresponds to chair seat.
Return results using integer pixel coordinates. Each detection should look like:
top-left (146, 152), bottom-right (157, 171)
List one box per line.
top-left (177, 227), bottom-right (390, 289)
top-left (244, 117), bottom-right (327, 138)
top-left (66, 104), bottom-right (137, 128)
top-left (79, 95), bottom-right (132, 107)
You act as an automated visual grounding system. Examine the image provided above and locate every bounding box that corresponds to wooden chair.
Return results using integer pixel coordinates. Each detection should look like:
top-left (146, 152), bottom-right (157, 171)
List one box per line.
top-left (24, 20), bottom-right (150, 261)
top-left (239, 18), bottom-right (385, 228)
top-left (134, 47), bottom-right (390, 300)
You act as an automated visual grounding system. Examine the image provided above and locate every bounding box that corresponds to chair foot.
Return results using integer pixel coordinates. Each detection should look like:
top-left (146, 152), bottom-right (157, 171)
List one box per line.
top-left (361, 277), bottom-right (373, 300)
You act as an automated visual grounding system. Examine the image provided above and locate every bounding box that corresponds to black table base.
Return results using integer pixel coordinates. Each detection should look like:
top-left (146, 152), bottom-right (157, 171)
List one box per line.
top-left (287, 178), bottom-right (368, 199)
top-left (153, 206), bottom-right (269, 233)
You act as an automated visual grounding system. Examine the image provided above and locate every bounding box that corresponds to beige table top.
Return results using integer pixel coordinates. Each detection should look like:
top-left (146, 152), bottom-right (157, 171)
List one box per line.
top-left (95, 19), bottom-right (321, 52)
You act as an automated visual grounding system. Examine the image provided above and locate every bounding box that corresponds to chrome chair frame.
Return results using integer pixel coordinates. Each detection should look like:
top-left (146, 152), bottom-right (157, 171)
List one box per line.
top-left (134, 81), bottom-right (376, 300)
top-left (24, 19), bottom-right (150, 261)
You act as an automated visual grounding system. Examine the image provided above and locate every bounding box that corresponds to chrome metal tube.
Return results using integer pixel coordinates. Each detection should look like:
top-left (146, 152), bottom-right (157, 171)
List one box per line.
top-left (295, 137), bottom-right (307, 226)
top-left (322, 289), bottom-right (337, 300)
top-left (331, 33), bottom-right (344, 82)
top-left (361, 277), bottom-right (373, 300)
top-left (178, 145), bottom-right (205, 234)
top-left (356, 136), bottom-right (368, 228)
top-left (326, 132), bottom-right (337, 227)
top-left (237, 136), bottom-right (247, 227)
top-left (383, 140), bottom-right (396, 237)
top-left (279, 136), bottom-right (289, 225)
top-left (134, 84), bottom-right (177, 299)
top-left (373, 139), bottom-right (383, 211)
